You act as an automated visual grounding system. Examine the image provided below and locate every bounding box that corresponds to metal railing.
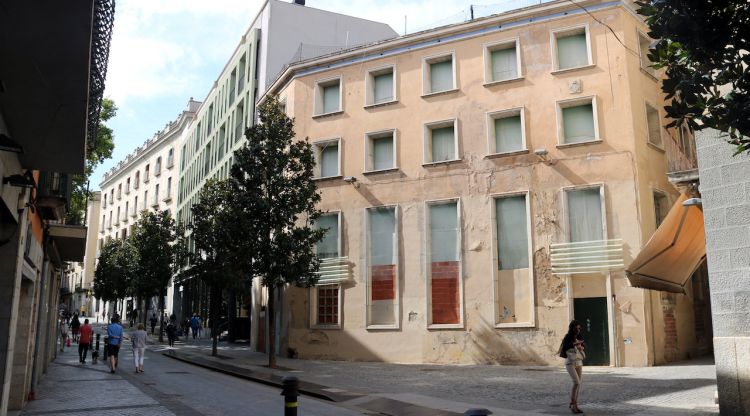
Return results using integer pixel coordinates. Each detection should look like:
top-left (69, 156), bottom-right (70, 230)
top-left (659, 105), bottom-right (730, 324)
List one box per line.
top-left (550, 239), bottom-right (624, 275)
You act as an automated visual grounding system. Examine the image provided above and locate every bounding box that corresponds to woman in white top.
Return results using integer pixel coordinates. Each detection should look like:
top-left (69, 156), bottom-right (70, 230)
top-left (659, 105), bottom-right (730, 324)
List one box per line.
top-left (561, 320), bottom-right (586, 414)
top-left (131, 323), bottom-right (148, 373)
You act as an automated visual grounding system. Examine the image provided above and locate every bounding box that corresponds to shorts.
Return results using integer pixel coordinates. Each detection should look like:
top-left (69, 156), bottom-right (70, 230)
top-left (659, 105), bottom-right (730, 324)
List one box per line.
top-left (107, 344), bottom-right (120, 358)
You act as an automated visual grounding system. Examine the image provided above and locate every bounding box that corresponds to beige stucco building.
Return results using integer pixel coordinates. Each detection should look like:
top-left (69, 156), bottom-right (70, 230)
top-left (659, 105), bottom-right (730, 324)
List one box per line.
top-left (265, 0), bottom-right (711, 366)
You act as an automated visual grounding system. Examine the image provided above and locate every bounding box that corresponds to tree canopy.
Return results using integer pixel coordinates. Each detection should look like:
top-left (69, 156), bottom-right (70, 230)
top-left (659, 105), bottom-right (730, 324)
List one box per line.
top-left (93, 238), bottom-right (135, 306)
top-left (130, 210), bottom-right (179, 307)
top-left (637, 0), bottom-right (750, 153)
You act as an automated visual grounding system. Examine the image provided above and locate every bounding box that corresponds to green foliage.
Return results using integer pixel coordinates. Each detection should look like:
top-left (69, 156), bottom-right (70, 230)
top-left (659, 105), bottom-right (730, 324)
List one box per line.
top-left (93, 238), bottom-right (136, 302)
top-left (67, 98), bottom-right (117, 224)
top-left (229, 96), bottom-right (326, 289)
top-left (637, 1), bottom-right (750, 153)
top-left (130, 210), bottom-right (179, 301)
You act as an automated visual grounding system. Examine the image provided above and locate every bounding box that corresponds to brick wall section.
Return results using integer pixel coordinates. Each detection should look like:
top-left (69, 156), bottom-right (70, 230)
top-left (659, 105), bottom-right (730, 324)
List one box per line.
top-left (371, 264), bottom-right (396, 301)
top-left (696, 129), bottom-right (750, 414)
top-left (431, 261), bottom-right (460, 324)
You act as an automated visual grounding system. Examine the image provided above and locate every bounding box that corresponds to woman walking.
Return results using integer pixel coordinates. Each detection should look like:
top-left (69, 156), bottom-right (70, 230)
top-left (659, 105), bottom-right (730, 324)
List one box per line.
top-left (58, 318), bottom-right (68, 352)
top-left (561, 320), bottom-right (586, 414)
top-left (131, 323), bottom-right (147, 373)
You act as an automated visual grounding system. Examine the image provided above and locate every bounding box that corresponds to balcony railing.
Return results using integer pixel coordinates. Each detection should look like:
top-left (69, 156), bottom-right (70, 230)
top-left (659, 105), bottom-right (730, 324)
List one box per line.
top-left (665, 127), bottom-right (698, 175)
top-left (36, 171), bottom-right (71, 221)
top-left (162, 192), bottom-right (172, 203)
top-left (314, 257), bottom-right (351, 285)
top-left (549, 239), bottom-right (624, 275)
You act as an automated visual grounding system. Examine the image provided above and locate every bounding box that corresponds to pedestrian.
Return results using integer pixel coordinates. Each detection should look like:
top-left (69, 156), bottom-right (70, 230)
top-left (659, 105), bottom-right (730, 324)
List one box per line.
top-left (78, 318), bottom-right (93, 364)
top-left (149, 313), bottom-right (157, 335)
top-left (70, 313), bottom-right (81, 343)
top-left (166, 319), bottom-right (177, 348)
top-left (58, 318), bottom-right (68, 352)
top-left (131, 323), bottom-right (147, 373)
top-left (559, 320), bottom-right (586, 414)
top-left (190, 314), bottom-right (199, 340)
top-left (107, 315), bottom-right (124, 374)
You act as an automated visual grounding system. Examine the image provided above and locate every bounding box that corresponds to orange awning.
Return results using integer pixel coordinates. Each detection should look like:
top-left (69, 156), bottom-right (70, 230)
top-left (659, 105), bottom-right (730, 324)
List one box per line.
top-left (626, 194), bottom-right (706, 294)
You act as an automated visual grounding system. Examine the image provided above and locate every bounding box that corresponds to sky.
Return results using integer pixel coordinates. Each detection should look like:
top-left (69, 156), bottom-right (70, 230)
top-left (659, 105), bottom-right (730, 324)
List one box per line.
top-left (94, 0), bottom-right (546, 189)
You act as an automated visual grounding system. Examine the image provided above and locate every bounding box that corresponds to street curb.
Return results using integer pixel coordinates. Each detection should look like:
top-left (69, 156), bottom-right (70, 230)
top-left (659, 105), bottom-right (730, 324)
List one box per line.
top-left (161, 350), bottom-right (340, 402)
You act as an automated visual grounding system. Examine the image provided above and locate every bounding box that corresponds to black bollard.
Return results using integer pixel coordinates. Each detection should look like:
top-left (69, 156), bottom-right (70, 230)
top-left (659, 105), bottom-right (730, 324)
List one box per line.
top-left (280, 376), bottom-right (299, 416)
top-left (464, 409), bottom-right (492, 416)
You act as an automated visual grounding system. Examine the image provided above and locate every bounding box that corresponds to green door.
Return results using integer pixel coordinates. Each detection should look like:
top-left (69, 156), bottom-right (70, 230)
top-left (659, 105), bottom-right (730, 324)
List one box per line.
top-left (574, 297), bottom-right (610, 366)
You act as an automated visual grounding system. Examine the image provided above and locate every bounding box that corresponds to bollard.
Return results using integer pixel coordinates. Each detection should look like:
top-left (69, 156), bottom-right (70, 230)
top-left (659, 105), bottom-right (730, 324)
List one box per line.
top-left (464, 409), bottom-right (492, 416)
top-left (280, 376), bottom-right (299, 416)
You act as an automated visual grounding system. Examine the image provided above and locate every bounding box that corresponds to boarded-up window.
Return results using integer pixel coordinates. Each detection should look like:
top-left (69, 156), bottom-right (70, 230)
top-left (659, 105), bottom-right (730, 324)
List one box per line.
top-left (367, 207), bottom-right (397, 327)
top-left (429, 202), bottom-right (461, 325)
top-left (493, 113), bottom-right (523, 154)
top-left (653, 191), bottom-right (669, 227)
top-left (556, 31), bottom-right (589, 70)
top-left (646, 103), bottom-right (662, 147)
top-left (496, 196), bottom-right (529, 270)
top-left (567, 188), bottom-right (603, 242)
top-left (429, 125), bottom-right (456, 162)
top-left (490, 45), bottom-right (518, 81)
top-left (562, 102), bottom-right (596, 144)
top-left (494, 194), bottom-right (533, 326)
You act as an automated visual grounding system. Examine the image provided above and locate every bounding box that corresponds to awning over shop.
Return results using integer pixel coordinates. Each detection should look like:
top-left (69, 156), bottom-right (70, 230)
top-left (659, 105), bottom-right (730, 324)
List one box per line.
top-left (626, 194), bottom-right (706, 294)
top-left (48, 224), bottom-right (87, 262)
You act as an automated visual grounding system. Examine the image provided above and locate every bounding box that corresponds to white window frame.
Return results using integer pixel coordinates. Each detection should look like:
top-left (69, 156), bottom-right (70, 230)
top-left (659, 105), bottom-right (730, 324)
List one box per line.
top-left (364, 204), bottom-right (400, 330)
top-left (486, 107), bottom-right (527, 157)
top-left (424, 198), bottom-right (464, 329)
top-left (423, 118), bottom-right (460, 165)
top-left (313, 138), bottom-right (342, 179)
top-left (644, 100), bottom-right (665, 150)
top-left (313, 76), bottom-right (343, 117)
top-left (483, 38), bottom-right (523, 85)
top-left (561, 183), bottom-right (608, 245)
top-left (550, 24), bottom-right (594, 73)
top-left (556, 95), bottom-right (601, 147)
top-left (422, 52), bottom-right (457, 96)
top-left (365, 65), bottom-right (397, 107)
top-left (490, 191), bottom-right (536, 328)
top-left (310, 284), bottom-right (343, 329)
top-left (637, 31), bottom-right (658, 79)
top-left (364, 129), bottom-right (398, 173)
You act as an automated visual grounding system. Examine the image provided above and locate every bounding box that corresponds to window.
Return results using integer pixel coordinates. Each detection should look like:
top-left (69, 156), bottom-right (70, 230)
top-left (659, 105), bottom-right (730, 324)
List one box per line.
top-left (125, 202), bottom-right (129, 220)
top-left (551, 26), bottom-right (592, 71)
top-left (424, 119), bottom-right (458, 164)
top-left (645, 103), bottom-right (663, 148)
top-left (317, 213), bottom-right (340, 258)
top-left (557, 97), bottom-right (599, 145)
top-left (653, 191), bottom-right (669, 227)
top-left (638, 32), bottom-right (657, 77)
top-left (313, 139), bottom-right (341, 178)
top-left (164, 177), bottom-right (172, 201)
top-left (484, 39), bottom-right (521, 83)
top-left (167, 148), bottom-right (175, 168)
top-left (155, 157), bottom-right (162, 176)
top-left (487, 108), bottom-right (526, 155)
top-left (115, 207), bottom-right (120, 225)
top-left (132, 196), bottom-right (138, 217)
top-left (365, 130), bottom-right (396, 172)
top-left (566, 187), bottom-right (604, 243)
top-left (117, 184), bottom-right (122, 200)
top-left (144, 164), bottom-right (150, 183)
top-left (366, 206), bottom-right (398, 328)
top-left (235, 101), bottom-right (245, 143)
top-left (423, 53), bottom-right (456, 95)
top-left (311, 213), bottom-right (342, 328)
top-left (102, 194), bottom-right (107, 208)
top-left (365, 66), bottom-right (396, 106)
top-left (143, 191), bottom-right (148, 210)
top-left (314, 77), bottom-right (342, 116)
top-left (493, 193), bottom-right (534, 327)
top-left (427, 201), bottom-right (462, 327)
top-left (153, 184), bottom-right (160, 207)
top-left (134, 171), bottom-right (140, 189)
top-left (125, 178), bottom-right (130, 194)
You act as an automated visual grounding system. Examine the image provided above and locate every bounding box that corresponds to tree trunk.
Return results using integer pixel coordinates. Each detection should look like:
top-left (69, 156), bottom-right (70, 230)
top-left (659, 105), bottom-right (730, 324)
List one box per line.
top-left (158, 288), bottom-right (166, 342)
top-left (227, 291), bottom-right (236, 343)
top-left (267, 285), bottom-right (276, 368)
top-left (141, 297), bottom-right (148, 327)
top-left (210, 285), bottom-right (221, 357)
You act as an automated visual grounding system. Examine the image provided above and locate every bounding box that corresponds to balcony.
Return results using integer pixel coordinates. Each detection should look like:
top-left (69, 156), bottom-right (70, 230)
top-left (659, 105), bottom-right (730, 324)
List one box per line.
top-left (155, 165), bottom-right (162, 177)
top-left (151, 197), bottom-right (159, 208)
top-left (102, 199), bottom-right (107, 209)
top-left (113, 216), bottom-right (120, 226)
top-left (134, 180), bottom-right (140, 190)
top-left (665, 125), bottom-right (699, 185)
top-left (120, 211), bottom-right (127, 223)
top-left (143, 172), bottom-right (150, 183)
top-left (35, 171), bottom-right (71, 221)
top-left (162, 192), bottom-right (172, 203)
top-left (130, 205), bottom-right (137, 217)
top-left (549, 239), bottom-right (625, 275)
top-left (167, 155), bottom-right (174, 169)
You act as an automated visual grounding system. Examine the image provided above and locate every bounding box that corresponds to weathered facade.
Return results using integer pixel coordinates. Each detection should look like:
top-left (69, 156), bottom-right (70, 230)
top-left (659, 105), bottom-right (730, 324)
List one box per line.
top-left (266, 0), bottom-right (711, 366)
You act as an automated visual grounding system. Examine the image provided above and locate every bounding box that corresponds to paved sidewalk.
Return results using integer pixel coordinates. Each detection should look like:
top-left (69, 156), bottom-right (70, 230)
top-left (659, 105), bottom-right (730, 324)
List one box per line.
top-left (159, 337), bottom-right (719, 415)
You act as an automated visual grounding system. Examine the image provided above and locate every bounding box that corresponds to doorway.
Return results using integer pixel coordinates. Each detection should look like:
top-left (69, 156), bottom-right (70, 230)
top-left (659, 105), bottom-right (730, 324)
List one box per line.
top-left (574, 297), bottom-right (610, 365)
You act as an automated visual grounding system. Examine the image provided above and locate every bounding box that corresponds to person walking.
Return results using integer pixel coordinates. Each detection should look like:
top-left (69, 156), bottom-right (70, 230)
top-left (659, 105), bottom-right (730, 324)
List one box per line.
top-left (58, 318), bottom-right (68, 352)
top-left (107, 316), bottom-right (124, 374)
top-left (78, 318), bottom-right (93, 364)
top-left (70, 313), bottom-right (81, 343)
top-left (190, 314), bottom-right (199, 340)
top-left (560, 320), bottom-right (586, 414)
top-left (131, 323), bottom-right (147, 373)
top-left (165, 319), bottom-right (177, 348)
top-left (149, 313), bottom-right (158, 335)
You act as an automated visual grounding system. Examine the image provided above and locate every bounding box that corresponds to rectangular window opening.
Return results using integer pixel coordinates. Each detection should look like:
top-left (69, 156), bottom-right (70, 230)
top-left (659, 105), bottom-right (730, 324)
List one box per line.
top-left (367, 207), bottom-right (398, 327)
top-left (553, 27), bottom-right (591, 71)
top-left (428, 202), bottom-right (461, 326)
top-left (424, 54), bottom-right (455, 95)
top-left (366, 130), bottom-right (396, 172)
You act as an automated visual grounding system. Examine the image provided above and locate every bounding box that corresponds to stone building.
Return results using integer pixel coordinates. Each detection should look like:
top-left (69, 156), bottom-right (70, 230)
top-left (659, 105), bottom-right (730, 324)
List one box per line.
top-left (262, 0), bottom-right (711, 365)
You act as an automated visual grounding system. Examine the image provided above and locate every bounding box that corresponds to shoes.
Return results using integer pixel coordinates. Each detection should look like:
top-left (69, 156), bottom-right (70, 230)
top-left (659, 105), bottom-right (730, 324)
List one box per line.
top-left (110, 369), bottom-right (115, 374)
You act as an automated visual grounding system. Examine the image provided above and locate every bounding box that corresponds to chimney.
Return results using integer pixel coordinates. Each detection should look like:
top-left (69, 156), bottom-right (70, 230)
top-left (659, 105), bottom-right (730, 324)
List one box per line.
top-left (293, 0), bottom-right (305, 5)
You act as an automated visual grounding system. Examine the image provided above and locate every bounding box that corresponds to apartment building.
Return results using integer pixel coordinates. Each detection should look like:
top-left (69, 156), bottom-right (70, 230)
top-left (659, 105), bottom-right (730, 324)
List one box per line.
top-left (64, 192), bottom-right (101, 319)
top-left (263, 0), bottom-right (711, 366)
top-left (97, 100), bottom-right (199, 320)
top-left (174, 0), bottom-right (397, 340)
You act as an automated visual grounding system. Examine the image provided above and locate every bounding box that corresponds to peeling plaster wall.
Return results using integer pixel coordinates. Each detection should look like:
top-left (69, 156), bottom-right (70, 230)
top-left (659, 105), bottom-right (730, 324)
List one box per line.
top-left (279, 4), bottom-right (697, 366)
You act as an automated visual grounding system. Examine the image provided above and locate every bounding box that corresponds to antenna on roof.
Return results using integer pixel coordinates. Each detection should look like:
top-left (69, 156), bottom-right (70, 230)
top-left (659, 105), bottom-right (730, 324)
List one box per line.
top-left (404, 15), bottom-right (407, 35)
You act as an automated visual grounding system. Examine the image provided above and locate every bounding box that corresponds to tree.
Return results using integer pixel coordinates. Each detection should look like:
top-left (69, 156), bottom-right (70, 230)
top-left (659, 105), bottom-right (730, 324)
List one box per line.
top-left (230, 96), bottom-right (325, 368)
top-left (637, 1), bottom-right (750, 153)
top-left (130, 210), bottom-right (178, 334)
top-left (190, 179), bottom-right (238, 356)
top-left (93, 238), bottom-right (135, 317)
top-left (67, 98), bottom-right (117, 224)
